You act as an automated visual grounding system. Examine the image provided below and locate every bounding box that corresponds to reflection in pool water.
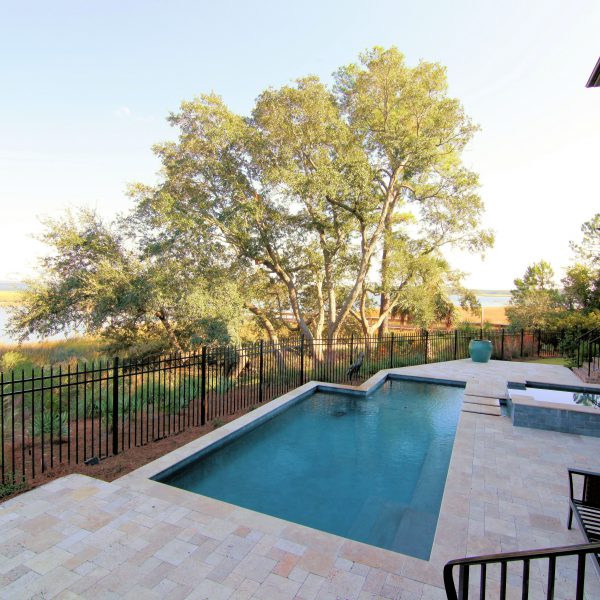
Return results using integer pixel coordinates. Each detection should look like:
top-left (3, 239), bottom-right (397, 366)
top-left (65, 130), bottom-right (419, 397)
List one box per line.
top-left (573, 393), bottom-right (600, 408)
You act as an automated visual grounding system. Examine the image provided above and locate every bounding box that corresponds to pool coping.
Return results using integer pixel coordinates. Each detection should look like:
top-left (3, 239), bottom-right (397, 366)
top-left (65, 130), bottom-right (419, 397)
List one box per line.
top-left (121, 365), bottom-right (599, 485)
top-left (119, 370), bottom-right (466, 484)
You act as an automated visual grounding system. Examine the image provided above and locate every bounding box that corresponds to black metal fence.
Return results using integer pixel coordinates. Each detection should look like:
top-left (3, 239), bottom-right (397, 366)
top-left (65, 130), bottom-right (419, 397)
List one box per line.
top-left (571, 327), bottom-right (600, 379)
top-left (0, 328), bottom-right (566, 486)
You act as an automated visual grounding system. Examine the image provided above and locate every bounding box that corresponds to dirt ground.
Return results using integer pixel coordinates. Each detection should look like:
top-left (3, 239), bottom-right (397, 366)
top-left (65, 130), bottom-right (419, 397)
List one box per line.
top-left (0, 407), bottom-right (248, 504)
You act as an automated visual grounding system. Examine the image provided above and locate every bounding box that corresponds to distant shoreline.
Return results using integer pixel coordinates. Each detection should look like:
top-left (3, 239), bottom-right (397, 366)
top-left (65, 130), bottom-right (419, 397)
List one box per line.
top-left (474, 292), bottom-right (511, 297)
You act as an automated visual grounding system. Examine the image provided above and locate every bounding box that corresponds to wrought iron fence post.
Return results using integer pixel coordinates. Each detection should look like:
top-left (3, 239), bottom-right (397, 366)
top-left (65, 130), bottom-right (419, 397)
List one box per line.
top-left (1, 372), bottom-right (4, 484)
top-left (349, 333), bottom-right (354, 365)
top-left (454, 330), bottom-right (458, 360)
top-left (520, 329), bottom-right (525, 357)
top-left (299, 335), bottom-right (305, 385)
top-left (200, 346), bottom-right (207, 425)
top-left (389, 333), bottom-right (395, 369)
top-left (424, 330), bottom-right (429, 364)
top-left (112, 357), bottom-right (119, 456)
top-left (259, 340), bottom-right (264, 403)
top-left (537, 329), bottom-right (542, 357)
top-left (501, 328), bottom-right (505, 360)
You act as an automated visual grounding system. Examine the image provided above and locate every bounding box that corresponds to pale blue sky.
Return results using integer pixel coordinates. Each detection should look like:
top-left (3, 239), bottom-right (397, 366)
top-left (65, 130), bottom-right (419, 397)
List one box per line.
top-left (1, 0), bottom-right (599, 288)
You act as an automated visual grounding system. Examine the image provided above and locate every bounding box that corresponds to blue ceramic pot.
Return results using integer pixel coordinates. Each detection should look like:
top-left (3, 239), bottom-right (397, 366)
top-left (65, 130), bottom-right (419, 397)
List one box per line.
top-left (469, 339), bottom-right (493, 363)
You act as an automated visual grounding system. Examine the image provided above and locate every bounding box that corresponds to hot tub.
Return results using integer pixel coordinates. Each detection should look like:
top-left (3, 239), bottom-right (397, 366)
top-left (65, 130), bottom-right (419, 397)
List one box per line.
top-left (507, 383), bottom-right (600, 437)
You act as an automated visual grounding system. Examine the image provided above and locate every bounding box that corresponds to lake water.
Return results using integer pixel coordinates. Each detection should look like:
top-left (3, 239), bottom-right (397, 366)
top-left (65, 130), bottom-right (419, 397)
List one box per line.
top-left (0, 306), bottom-right (72, 343)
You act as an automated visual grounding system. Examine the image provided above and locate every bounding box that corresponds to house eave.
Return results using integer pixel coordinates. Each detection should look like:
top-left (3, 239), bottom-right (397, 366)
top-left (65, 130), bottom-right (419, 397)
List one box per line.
top-left (586, 56), bottom-right (600, 87)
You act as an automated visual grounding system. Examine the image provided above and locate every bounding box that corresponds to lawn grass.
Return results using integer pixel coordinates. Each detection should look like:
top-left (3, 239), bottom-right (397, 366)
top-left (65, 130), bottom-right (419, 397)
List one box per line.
top-left (521, 357), bottom-right (567, 366)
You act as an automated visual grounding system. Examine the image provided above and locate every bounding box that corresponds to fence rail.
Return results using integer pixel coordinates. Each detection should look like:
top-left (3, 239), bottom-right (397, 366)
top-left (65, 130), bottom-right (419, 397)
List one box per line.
top-left (573, 328), bottom-right (600, 378)
top-left (0, 328), bottom-right (567, 486)
top-left (444, 541), bottom-right (600, 600)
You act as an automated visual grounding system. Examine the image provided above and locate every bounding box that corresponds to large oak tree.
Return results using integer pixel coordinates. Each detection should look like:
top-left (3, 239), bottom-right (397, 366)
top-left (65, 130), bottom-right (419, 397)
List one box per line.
top-left (9, 48), bottom-right (492, 354)
top-left (133, 47), bottom-right (492, 353)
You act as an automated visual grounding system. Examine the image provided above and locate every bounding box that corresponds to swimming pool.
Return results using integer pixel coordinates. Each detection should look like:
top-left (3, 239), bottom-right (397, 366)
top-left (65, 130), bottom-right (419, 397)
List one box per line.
top-left (158, 379), bottom-right (463, 560)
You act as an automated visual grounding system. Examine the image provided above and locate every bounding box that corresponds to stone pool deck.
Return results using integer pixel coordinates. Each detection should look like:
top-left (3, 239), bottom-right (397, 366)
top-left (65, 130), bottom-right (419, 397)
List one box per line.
top-left (1, 360), bottom-right (600, 599)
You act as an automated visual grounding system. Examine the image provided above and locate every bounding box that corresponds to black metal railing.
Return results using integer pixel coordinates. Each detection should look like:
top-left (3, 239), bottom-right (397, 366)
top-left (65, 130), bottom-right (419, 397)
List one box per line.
top-left (586, 334), bottom-right (600, 378)
top-left (571, 328), bottom-right (600, 378)
top-left (583, 334), bottom-right (600, 378)
top-left (444, 542), bottom-right (600, 600)
top-left (0, 328), bottom-right (567, 486)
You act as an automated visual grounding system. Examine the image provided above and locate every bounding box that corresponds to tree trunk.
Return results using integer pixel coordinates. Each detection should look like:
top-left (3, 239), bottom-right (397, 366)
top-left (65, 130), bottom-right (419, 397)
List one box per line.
top-left (378, 209), bottom-right (393, 340)
top-left (245, 303), bottom-right (286, 371)
top-left (156, 307), bottom-right (185, 354)
top-left (246, 304), bottom-right (280, 344)
top-left (228, 348), bottom-right (251, 380)
top-left (322, 244), bottom-right (336, 336)
top-left (378, 293), bottom-right (391, 338)
top-left (329, 183), bottom-right (399, 340)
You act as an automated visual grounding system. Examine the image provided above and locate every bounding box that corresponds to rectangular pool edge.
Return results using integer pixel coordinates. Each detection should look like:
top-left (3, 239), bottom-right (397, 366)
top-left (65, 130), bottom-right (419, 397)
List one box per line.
top-left (150, 373), bottom-right (466, 485)
top-left (153, 377), bottom-right (464, 560)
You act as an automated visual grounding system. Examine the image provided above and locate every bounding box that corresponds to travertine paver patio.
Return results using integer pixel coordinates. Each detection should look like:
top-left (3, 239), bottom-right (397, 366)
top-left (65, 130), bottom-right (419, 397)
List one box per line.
top-left (1, 360), bottom-right (599, 599)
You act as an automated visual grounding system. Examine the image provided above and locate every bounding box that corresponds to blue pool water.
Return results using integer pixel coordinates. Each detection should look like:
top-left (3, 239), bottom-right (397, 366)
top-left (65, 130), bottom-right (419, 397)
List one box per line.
top-left (160, 380), bottom-right (463, 559)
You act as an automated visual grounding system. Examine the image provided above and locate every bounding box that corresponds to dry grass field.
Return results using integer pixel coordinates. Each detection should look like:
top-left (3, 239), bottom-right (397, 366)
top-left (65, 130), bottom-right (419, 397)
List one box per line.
top-left (0, 337), bottom-right (103, 371)
top-left (456, 305), bottom-right (509, 326)
top-left (0, 290), bottom-right (25, 306)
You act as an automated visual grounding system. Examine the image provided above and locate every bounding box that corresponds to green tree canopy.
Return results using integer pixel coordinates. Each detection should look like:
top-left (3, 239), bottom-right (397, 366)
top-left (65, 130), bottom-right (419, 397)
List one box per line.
top-left (9, 47), bottom-right (494, 352)
top-left (506, 261), bottom-right (562, 329)
top-left (132, 47), bottom-right (492, 351)
top-left (561, 213), bottom-right (600, 316)
top-left (571, 213), bottom-right (600, 267)
top-left (7, 210), bottom-right (246, 355)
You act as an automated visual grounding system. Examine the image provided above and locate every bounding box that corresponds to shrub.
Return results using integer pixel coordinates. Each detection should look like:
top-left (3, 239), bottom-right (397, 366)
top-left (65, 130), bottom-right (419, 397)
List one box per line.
top-left (0, 351), bottom-right (31, 372)
top-left (30, 411), bottom-right (68, 439)
top-left (0, 474), bottom-right (28, 500)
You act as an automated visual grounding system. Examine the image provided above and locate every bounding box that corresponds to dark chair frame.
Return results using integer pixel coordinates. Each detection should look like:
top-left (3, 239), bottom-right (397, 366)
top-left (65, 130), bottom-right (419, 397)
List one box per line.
top-left (567, 467), bottom-right (600, 572)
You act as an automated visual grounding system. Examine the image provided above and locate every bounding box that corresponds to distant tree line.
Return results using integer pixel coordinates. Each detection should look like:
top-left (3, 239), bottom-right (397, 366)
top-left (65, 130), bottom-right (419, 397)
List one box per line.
top-left (506, 213), bottom-right (600, 330)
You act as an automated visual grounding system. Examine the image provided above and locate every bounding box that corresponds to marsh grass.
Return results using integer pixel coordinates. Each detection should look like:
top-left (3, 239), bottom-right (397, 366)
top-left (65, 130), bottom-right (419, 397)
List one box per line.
top-left (0, 290), bottom-right (25, 306)
top-left (0, 337), bottom-right (103, 374)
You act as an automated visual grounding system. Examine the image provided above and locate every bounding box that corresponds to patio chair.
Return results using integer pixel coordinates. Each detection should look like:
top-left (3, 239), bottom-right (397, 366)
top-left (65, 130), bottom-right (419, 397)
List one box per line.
top-left (567, 467), bottom-right (600, 571)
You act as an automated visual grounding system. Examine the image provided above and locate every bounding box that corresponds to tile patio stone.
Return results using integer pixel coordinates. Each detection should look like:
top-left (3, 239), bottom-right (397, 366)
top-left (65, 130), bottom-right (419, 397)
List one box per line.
top-left (2, 360), bottom-right (600, 598)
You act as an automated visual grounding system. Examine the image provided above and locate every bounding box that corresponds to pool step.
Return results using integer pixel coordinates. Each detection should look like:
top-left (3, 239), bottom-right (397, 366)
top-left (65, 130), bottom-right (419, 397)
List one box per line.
top-left (462, 395), bottom-right (502, 416)
top-left (464, 380), bottom-right (508, 400)
top-left (463, 395), bottom-right (500, 407)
